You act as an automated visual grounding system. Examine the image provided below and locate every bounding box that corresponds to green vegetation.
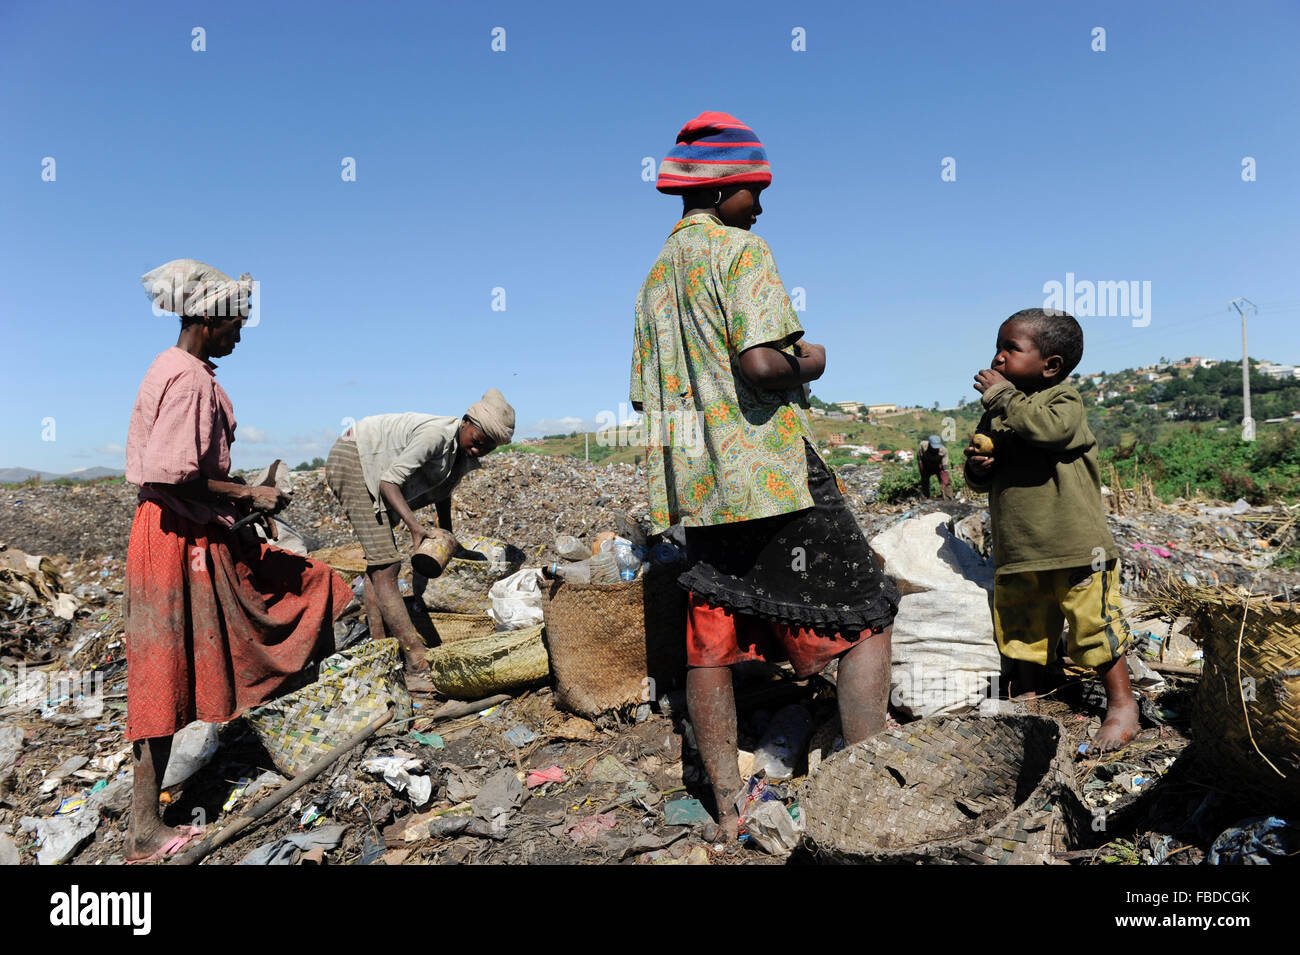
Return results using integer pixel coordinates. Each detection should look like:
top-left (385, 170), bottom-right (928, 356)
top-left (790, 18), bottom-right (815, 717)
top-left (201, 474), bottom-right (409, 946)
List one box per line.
top-left (1104, 424), bottom-right (1300, 504)
top-left (875, 462), bottom-right (972, 503)
top-left (293, 457), bottom-right (326, 471)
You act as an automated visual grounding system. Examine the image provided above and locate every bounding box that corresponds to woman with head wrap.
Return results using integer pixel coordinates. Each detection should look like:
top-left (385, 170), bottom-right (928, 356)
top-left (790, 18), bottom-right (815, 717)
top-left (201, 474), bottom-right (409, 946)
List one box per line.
top-left (325, 389), bottom-right (514, 685)
top-left (631, 112), bottom-right (900, 838)
top-left (123, 259), bottom-right (353, 861)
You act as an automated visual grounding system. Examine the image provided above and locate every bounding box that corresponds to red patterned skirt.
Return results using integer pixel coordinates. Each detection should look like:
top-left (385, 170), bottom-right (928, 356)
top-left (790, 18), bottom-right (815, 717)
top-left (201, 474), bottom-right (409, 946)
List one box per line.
top-left (124, 500), bottom-right (352, 740)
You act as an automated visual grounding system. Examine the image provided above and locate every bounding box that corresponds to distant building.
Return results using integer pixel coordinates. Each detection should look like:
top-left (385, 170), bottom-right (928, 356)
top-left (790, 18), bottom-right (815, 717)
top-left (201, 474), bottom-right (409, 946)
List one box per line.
top-left (835, 401), bottom-right (864, 416)
top-left (828, 433), bottom-right (846, 446)
top-left (866, 403), bottom-right (897, 415)
top-left (1259, 362), bottom-right (1298, 380)
top-left (895, 449), bottom-right (914, 462)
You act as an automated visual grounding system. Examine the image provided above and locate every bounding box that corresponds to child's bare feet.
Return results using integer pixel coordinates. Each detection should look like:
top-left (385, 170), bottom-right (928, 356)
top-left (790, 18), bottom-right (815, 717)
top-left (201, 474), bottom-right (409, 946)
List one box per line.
top-left (1092, 697), bottom-right (1139, 752)
top-left (1090, 657), bottom-right (1140, 753)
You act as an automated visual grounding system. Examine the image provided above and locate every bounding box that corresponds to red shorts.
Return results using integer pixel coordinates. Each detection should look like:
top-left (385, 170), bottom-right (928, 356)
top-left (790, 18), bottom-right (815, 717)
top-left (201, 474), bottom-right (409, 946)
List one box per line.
top-left (685, 592), bottom-right (887, 679)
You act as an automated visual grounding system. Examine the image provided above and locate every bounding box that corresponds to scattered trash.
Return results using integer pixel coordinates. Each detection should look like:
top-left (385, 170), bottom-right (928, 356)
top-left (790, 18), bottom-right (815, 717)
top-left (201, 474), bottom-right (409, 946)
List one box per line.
top-left (362, 757), bottom-right (433, 807)
top-left (503, 724), bottom-right (537, 747)
top-left (488, 568), bottom-right (545, 630)
top-left (526, 765), bottom-right (566, 788)
top-left (0, 725), bottom-right (25, 791)
top-left (737, 775), bottom-right (803, 855)
top-left (407, 731), bottom-right (445, 749)
top-left (239, 824), bottom-right (347, 866)
top-left (160, 721), bottom-right (221, 789)
top-left (0, 831), bottom-right (19, 866)
top-left (428, 815), bottom-right (508, 840)
top-left (471, 769), bottom-right (528, 834)
top-left (664, 798), bottom-right (712, 827)
top-left (751, 704), bottom-right (815, 781)
top-left (565, 812), bottom-right (617, 845)
top-left (1207, 817), bottom-right (1299, 865)
top-left (588, 754), bottom-right (638, 785)
top-left (20, 804), bottom-right (101, 865)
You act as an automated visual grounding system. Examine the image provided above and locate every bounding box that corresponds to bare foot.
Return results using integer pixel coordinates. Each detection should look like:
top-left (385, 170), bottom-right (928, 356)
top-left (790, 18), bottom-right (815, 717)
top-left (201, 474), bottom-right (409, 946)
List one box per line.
top-left (704, 809), bottom-right (740, 842)
top-left (124, 821), bottom-right (187, 862)
top-left (403, 661), bottom-right (437, 693)
top-left (1092, 699), bottom-right (1139, 753)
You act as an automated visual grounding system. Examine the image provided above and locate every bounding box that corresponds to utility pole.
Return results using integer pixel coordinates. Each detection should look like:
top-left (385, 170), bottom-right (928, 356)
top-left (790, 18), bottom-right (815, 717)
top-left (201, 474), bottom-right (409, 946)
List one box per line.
top-left (1229, 298), bottom-right (1257, 441)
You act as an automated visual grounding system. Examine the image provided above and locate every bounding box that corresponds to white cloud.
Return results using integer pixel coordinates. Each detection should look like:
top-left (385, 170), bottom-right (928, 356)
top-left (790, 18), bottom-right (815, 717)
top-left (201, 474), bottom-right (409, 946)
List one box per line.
top-left (241, 426), bottom-right (270, 443)
top-left (524, 416), bottom-right (587, 436)
top-left (95, 442), bottom-right (125, 455)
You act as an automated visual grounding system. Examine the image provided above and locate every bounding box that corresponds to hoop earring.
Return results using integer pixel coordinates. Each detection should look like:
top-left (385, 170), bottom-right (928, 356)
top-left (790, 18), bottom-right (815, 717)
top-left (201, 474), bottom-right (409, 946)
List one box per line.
top-left (714, 189), bottom-right (723, 206)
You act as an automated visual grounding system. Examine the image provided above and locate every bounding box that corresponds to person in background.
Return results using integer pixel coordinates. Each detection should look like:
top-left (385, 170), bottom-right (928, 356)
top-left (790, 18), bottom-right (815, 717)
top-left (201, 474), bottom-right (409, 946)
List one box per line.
top-left (632, 112), bottom-right (900, 839)
top-left (124, 259), bottom-right (352, 862)
top-left (325, 391), bottom-right (514, 687)
top-left (917, 434), bottom-right (953, 499)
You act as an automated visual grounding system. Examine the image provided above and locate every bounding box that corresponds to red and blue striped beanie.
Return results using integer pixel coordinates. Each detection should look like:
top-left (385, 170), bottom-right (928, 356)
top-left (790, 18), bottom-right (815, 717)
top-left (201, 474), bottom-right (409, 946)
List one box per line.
top-left (655, 111), bottom-right (771, 195)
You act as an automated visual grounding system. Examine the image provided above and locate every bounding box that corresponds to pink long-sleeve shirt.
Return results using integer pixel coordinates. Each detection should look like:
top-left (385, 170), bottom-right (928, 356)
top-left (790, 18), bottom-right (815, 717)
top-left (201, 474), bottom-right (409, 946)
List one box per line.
top-left (125, 346), bottom-right (240, 527)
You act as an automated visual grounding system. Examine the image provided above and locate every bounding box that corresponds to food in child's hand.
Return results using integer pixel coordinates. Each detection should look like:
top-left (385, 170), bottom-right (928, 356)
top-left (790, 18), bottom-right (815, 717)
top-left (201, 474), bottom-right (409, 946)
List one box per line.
top-left (971, 433), bottom-right (994, 454)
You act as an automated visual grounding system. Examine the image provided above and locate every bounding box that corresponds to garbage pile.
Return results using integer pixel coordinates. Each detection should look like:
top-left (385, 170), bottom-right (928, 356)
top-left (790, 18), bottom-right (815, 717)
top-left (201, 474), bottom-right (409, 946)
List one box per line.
top-left (0, 450), bottom-right (1297, 866)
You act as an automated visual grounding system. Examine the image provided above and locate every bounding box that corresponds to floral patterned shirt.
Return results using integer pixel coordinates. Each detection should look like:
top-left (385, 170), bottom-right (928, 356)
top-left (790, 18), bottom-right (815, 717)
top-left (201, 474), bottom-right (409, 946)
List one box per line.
top-left (631, 214), bottom-right (817, 533)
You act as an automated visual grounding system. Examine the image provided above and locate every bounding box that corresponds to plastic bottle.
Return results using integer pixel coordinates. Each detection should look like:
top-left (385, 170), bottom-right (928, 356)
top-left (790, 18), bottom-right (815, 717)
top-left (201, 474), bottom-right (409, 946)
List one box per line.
top-left (612, 541), bottom-right (638, 581)
top-left (542, 559), bottom-right (592, 585)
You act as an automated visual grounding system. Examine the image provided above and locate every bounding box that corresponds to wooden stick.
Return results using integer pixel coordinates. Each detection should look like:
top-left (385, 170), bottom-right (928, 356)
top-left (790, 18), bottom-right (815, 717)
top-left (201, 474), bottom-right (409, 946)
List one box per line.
top-left (427, 693), bottom-right (510, 722)
top-left (1148, 661), bottom-right (1204, 677)
top-left (171, 705), bottom-right (394, 865)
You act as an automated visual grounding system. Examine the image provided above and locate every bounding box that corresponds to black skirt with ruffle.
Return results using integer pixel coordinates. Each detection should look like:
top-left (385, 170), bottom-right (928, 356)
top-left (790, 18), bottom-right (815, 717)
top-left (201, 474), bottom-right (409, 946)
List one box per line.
top-left (678, 440), bottom-right (900, 637)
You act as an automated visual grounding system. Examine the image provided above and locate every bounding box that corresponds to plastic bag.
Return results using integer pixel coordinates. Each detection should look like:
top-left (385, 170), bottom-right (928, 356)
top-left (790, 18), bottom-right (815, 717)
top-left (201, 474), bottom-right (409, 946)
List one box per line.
top-left (488, 568), bottom-right (545, 630)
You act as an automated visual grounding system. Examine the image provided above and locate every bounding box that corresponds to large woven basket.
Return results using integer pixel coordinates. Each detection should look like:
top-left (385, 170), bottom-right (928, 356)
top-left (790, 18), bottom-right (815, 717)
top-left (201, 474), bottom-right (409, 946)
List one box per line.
top-left (244, 638), bottom-right (412, 777)
top-left (800, 715), bottom-right (1079, 864)
top-left (540, 569), bottom-right (687, 719)
top-left (426, 612), bottom-right (497, 644)
top-left (1183, 592), bottom-right (1299, 809)
top-left (425, 623), bottom-right (549, 699)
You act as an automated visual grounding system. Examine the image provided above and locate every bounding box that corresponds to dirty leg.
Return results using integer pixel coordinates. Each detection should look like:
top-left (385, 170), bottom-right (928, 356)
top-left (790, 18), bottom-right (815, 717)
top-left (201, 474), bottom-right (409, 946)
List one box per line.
top-left (363, 568), bottom-right (387, 640)
top-left (685, 665), bottom-right (741, 839)
top-left (366, 562), bottom-right (429, 679)
top-left (1092, 656), bottom-right (1139, 752)
top-left (838, 625), bottom-right (892, 745)
top-left (125, 735), bottom-right (177, 860)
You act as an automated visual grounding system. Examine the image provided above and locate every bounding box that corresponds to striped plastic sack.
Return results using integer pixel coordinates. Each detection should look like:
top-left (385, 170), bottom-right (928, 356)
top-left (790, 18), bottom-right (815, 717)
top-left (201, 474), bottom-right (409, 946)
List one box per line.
top-left (244, 638), bottom-right (412, 777)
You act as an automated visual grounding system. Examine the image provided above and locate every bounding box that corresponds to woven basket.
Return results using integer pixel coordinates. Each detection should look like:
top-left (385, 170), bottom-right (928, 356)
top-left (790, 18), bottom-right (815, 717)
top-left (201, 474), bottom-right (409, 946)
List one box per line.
top-left (425, 624), bottom-right (549, 699)
top-left (244, 638), bottom-right (411, 777)
top-left (540, 569), bottom-right (687, 719)
top-left (1183, 593), bottom-right (1300, 809)
top-left (426, 612), bottom-right (497, 644)
top-left (800, 715), bottom-right (1080, 864)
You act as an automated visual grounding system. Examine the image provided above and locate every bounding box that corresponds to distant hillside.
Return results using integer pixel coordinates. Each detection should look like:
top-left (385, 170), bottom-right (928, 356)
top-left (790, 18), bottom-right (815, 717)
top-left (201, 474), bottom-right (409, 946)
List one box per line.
top-left (0, 467), bottom-right (125, 485)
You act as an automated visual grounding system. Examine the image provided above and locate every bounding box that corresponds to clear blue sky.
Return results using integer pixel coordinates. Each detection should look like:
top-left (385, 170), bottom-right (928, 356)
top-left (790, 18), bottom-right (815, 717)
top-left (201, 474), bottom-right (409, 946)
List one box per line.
top-left (2, 1), bottom-right (1297, 473)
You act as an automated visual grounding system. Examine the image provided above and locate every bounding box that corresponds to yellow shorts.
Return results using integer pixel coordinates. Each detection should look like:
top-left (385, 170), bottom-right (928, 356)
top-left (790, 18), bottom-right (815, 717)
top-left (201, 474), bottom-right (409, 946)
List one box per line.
top-left (992, 560), bottom-right (1130, 670)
